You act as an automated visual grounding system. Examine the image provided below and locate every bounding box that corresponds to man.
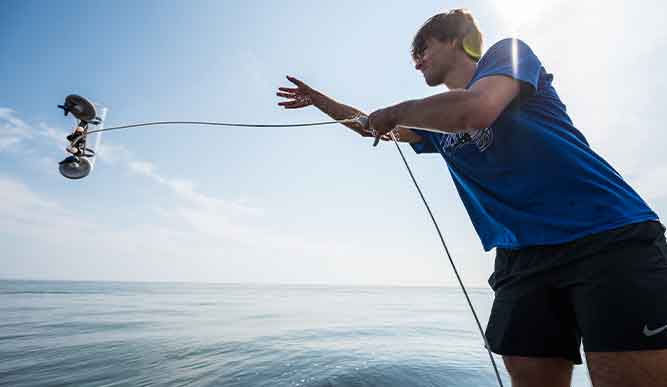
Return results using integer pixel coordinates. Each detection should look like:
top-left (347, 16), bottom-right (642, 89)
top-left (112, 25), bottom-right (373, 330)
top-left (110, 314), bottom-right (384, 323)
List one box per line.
top-left (277, 8), bottom-right (667, 387)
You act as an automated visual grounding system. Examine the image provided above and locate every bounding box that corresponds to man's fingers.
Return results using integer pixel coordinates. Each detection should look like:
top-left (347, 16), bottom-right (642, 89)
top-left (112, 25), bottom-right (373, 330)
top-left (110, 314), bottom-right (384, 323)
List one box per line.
top-left (278, 100), bottom-right (310, 109)
top-left (380, 130), bottom-right (400, 141)
top-left (278, 100), bottom-right (300, 107)
top-left (286, 75), bottom-right (306, 88)
top-left (284, 103), bottom-right (310, 109)
top-left (278, 76), bottom-right (312, 109)
top-left (373, 134), bottom-right (381, 147)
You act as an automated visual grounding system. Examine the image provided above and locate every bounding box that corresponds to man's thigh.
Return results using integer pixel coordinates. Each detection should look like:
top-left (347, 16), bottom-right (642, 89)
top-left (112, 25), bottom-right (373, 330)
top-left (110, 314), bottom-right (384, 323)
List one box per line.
top-left (570, 231), bottom-right (667, 386)
top-left (502, 356), bottom-right (573, 387)
top-left (586, 350), bottom-right (667, 387)
top-left (570, 234), bottom-right (667, 353)
top-left (486, 273), bottom-right (583, 364)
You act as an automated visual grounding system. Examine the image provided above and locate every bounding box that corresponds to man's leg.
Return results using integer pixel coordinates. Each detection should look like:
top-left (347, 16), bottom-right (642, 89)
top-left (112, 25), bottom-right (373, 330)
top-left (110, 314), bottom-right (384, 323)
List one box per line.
top-left (568, 224), bottom-right (667, 387)
top-left (502, 356), bottom-right (573, 387)
top-left (486, 249), bottom-right (584, 386)
top-left (585, 350), bottom-right (667, 387)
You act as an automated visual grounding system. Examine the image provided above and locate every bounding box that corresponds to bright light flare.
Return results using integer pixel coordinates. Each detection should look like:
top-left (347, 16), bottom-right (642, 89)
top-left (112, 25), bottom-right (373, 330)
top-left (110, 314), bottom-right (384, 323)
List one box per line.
top-left (492, 0), bottom-right (558, 31)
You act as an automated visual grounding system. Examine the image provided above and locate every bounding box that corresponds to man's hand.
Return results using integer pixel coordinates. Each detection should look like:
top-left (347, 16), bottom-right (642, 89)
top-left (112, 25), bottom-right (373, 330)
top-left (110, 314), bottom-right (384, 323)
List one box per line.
top-left (276, 75), bottom-right (373, 138)
top-left (277, 76), bottom-right (316, 109)
top-left (368, 104), bottom-right (402, 146)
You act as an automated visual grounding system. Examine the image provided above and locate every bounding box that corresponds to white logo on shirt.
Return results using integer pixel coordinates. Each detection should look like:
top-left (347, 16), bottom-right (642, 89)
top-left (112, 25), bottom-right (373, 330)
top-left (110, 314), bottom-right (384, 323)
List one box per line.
top-left (439, 127), bottom-right (494, 153)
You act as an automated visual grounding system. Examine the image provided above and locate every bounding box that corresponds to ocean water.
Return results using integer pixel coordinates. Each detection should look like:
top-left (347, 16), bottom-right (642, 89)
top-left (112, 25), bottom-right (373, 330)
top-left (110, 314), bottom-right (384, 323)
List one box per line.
top-left (0, 280), bottom-right (592, 386)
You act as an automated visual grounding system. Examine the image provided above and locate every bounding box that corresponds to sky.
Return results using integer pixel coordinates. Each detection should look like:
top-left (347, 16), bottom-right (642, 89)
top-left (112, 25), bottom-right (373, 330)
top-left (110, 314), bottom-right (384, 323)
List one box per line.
top-left (1, 0), bottom-right (666, 286)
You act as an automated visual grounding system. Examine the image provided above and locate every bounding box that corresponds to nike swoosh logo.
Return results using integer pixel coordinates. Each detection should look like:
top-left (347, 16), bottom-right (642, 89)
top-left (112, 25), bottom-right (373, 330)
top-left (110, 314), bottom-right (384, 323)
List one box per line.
top-left (643, 323), bottom-right (667, 337)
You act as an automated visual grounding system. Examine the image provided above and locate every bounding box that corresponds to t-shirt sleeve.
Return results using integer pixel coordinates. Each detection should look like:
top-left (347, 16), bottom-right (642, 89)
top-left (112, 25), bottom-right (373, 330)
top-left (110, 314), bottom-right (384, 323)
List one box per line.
top-left (410, 129), bottom-right (438, 154)
top-left (471, 38), bottom-right (542, 94)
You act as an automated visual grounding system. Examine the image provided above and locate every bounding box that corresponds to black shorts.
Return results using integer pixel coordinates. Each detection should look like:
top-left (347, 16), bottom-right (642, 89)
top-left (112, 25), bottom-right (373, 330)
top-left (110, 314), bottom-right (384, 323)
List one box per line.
top-left (485, 220), bottom-right (667, 364)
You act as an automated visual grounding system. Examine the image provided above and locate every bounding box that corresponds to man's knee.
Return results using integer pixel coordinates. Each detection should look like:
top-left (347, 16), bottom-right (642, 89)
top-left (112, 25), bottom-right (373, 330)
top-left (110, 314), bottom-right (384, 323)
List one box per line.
top-left (503, 356), bottom-right (573, 387)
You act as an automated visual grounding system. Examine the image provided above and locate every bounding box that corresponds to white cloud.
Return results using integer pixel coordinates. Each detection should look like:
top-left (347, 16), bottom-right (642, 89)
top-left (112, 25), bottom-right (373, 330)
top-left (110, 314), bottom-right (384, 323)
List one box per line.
top-left (0, 108), bottom-right (30, 132)
top-left (0, 107), bottom-right (32, 150)
top-left (0, 137), bottom-right (21, 150)
top-left (0, 175), bottom-right (209, 281)
top-left (0, 175), bottom-right (83, 236)
top-left (96, 142), bottom-right (133, 165)
top-left (97, 140), bottom-right (264, 219)
top-left (128, 160), bottom-right (156, 178)
top-left (38, 122), bottom-right (68, 148)
top-left (0, 173), bottom-right (359, 282)
top-left (27, 118), bottom-right (335, 256)
top-left (0, 108), bottom-right (312, 266)
top-left (0, 175), bottom-right (59, 212)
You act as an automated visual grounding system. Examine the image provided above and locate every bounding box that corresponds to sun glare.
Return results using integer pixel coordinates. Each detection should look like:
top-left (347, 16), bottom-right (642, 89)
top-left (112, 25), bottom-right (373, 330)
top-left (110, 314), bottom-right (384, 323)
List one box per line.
top-left (493, 0), bottom-right (556, 31)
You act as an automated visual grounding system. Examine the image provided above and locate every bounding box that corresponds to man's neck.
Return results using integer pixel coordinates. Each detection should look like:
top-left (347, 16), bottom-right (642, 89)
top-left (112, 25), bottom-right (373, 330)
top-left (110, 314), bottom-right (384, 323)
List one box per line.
top-left (443, 56), bottom-right (477, 89)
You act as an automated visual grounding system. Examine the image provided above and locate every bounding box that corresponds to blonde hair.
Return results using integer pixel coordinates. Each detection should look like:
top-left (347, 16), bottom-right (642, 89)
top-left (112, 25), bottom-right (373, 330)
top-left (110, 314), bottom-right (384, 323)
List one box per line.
top-left (411, 9), bottom-right (483, 62)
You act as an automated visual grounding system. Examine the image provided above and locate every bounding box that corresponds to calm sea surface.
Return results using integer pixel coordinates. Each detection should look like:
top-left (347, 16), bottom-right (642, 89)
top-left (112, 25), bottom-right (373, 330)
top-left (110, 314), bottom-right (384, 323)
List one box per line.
top-left (0, 280), bottom-right (591, 386)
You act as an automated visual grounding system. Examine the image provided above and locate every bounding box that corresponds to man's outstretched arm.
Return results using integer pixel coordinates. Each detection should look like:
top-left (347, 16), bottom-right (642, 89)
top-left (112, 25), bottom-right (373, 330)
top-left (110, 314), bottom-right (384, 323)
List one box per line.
top-left (277, 76), bottom-right (422, 143)
top-left (368, 75), bottom-right (523, 139)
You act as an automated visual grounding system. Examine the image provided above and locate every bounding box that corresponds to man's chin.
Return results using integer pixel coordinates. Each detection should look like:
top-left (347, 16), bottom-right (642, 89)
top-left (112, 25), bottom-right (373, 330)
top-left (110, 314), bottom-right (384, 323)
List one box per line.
top-left (424, 77), bottom-right (442, 87)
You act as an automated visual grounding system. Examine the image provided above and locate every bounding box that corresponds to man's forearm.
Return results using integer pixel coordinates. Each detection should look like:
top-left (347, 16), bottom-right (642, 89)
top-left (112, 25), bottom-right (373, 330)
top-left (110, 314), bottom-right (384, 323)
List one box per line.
top-left (395, 89), bottom-right (482, 134)
top-left (310, 91), bottom-right (370, 136)
top-left (310, 90), bottom-right (424, 143)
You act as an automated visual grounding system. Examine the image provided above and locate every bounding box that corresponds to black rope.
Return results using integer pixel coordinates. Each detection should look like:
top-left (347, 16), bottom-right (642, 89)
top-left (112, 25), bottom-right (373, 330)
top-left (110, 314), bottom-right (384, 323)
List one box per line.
top-left (85, 119), bottom-right (357, 135)
top-left (389, 134), bottom-right (504, 387)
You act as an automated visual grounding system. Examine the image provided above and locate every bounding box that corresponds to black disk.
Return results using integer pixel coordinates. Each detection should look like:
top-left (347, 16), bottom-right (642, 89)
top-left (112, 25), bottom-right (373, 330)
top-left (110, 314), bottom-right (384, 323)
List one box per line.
top-left (64, 95), bottom-right (97, 122)
top-left (59, 156), bottom-right (92, 179)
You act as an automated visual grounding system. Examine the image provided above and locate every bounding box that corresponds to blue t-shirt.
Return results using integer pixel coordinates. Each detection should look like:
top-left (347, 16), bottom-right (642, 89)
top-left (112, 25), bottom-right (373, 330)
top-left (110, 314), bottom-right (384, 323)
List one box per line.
top-left (411, 38), bottom-right (658, 251)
